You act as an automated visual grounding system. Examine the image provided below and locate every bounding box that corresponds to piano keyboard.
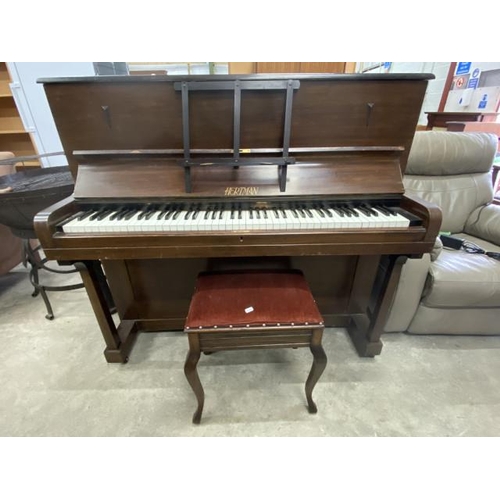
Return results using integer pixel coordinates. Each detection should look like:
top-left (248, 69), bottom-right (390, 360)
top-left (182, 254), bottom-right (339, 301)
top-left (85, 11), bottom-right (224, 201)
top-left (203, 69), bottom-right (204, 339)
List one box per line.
top-left (60, 203), bottom-right (418, 234)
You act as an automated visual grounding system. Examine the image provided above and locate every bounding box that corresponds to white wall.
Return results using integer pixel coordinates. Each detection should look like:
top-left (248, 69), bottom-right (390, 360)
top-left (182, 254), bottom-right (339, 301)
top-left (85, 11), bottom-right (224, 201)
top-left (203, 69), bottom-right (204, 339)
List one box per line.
top-left (445, 62), bottom-right (500, 115)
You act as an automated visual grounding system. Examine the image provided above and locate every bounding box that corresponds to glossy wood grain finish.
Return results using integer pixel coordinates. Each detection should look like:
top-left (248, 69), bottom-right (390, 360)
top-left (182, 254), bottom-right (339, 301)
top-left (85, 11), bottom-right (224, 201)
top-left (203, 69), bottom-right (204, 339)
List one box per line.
top-left (72, 156), bottom-right (405, 200)
top-left (39, 74), bottom-right (432, 177)
top-left (185, 323), bottom-right (326, 422)
top-left (35, 74), bottom-right (440, 362)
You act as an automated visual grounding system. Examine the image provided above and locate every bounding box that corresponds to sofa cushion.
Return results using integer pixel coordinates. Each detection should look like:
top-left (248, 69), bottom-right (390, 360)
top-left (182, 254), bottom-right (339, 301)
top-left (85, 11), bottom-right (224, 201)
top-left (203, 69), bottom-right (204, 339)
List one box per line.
top-left (408, 305), bottom-right (500, 334)
top-left (406, 131), bottom-right (497, 176)
top-left (423, 236), bottom-right (500, 308)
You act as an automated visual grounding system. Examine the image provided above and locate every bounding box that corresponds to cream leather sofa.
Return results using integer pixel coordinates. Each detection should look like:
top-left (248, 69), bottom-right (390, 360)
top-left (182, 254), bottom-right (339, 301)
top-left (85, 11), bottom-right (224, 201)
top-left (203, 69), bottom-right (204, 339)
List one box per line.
top-left (385, 131), bottom-right (500, 335)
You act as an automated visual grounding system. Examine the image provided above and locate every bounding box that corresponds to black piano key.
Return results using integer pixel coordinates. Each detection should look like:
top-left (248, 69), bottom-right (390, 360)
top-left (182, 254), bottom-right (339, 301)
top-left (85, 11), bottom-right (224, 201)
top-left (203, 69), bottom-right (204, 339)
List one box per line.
top-left (210, 205), bottom-right (217, 220)
top-left (157, 211), bottom-right (169, 220)
top-left (117, 209), bottom-right (135, 221)
top-left (304, 207), bottom-right (314, 218)
top-left (77, 210), bottom-right (94, 221)
top-left (110, 208), bottom-right (127, 221)
top-left (89, 209), bottom-right (106, 221)
top-left (342, 206), bottom-right (356, 217)
top-left (137, 207), bottom-right (148, 220)
top-left (165, 205), bottom-right (178, 220)
top-left (61, 211), bottom-right (86, 226)
top-left (192, 205), bottom-right (201, 220)
top-left (155, 204), bottom-right (168, 219)
top-left (374, 205), bottom-right (392, 216)
top-left (96, 209), bottom-right (115, 221)
top-left (280, 208), bottom-right (287, 218)
top-left (144, 209), bottom-right (157, 220)
top-left (143, 204), bottom-right (158, 218)
top-left (184, 205), bottom-right (193, 220)
top-left (313, 205), bottom-right (325, 218)
top-left (322, 205), bottom-right (334, 217)
top-left (332, 206), bottom-right (345, 217)
top-left (357, 206), bottom-right (372, 217)
top-left (382, 205), bottom-right (398, 217)
top-left (297, 206), bottom-right (306, 217)
top-left (362, 204), bottom-right (378, 216)
top-left (124, 210), bottom-right (139, 221)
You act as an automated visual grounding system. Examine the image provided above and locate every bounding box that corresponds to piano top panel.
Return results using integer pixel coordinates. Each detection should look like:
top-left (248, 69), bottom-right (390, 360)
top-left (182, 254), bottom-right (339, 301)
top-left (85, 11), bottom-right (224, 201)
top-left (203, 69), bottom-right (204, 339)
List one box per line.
top-left (72, 154), bottom-right (405, 201)
top-left (38, 73), bottom-right (433, 178)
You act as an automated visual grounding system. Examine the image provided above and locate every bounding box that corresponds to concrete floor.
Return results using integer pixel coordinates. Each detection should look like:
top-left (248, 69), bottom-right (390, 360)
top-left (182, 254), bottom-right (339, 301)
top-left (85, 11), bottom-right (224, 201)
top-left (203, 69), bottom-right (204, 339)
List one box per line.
top-left (1, 263), bottom-right (500, 437)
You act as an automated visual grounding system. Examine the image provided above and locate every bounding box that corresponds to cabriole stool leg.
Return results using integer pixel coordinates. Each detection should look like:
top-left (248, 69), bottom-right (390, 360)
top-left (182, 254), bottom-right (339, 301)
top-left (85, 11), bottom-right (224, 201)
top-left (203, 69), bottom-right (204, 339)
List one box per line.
top-left (184, 333), bottom-right (205, 424)
top-left (305, 328), bottom-right (327, 413)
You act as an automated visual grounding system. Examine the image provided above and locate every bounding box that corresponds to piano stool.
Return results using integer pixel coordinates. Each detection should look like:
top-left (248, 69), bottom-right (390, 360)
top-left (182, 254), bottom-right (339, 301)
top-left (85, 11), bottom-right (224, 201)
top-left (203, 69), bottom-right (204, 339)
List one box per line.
top-left (183, 270), bottom-right (327, 424)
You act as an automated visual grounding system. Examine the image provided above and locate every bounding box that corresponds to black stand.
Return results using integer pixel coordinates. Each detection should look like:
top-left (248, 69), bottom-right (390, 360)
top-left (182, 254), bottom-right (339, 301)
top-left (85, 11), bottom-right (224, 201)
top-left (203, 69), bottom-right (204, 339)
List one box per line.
top-left (23, 240), bottom-right (84, 320)
top-left (175, 79), bottom-right (300, 193)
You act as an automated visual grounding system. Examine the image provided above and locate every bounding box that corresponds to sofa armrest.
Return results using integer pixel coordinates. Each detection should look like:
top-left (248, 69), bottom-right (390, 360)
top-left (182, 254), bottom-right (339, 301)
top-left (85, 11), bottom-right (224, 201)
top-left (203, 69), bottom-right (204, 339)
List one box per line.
top-left (384, 254), bottom-right (432, 333)
top-left (465, 204), bottom-right (500, 246)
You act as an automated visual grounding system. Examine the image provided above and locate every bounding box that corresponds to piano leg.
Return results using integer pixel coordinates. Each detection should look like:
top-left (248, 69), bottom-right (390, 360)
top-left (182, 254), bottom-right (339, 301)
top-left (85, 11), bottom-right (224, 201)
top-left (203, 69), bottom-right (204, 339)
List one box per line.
top-left (347, 255), bottom-right (408, 357)
top-left (74, 261), bottom-right (138, 363)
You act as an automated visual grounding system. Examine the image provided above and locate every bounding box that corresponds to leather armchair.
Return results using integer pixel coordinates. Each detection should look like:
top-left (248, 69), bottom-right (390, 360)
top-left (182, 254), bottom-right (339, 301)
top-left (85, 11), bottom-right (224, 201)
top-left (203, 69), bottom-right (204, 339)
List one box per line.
top-left (385, 131), bottom-right (500, 335)
top-left (0, 152), bottom-right (23, 276)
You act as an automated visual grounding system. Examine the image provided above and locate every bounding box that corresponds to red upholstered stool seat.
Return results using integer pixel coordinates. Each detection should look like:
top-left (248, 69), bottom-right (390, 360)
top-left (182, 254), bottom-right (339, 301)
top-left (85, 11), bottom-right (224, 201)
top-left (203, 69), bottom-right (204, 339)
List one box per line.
top-left (183, 270), bottom-right (327, 424)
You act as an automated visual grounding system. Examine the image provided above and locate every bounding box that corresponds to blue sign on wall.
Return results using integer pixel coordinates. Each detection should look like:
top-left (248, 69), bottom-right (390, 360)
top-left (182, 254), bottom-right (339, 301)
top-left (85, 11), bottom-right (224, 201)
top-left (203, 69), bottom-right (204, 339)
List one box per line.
top-left (468, 78), bottom-right (479, 89)
top-left (478, 94), bottom-right (488, 109)
top-left (456, 62), bottom-right (471, 75)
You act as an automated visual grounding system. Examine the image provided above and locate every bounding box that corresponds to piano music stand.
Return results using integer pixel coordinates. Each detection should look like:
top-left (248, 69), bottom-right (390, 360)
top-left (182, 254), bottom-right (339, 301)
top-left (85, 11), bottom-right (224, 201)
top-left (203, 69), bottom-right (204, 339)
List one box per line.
top-left (183, 270), bottom-right (327, 424)
top-left (175, 79), bottom-right (300, 193)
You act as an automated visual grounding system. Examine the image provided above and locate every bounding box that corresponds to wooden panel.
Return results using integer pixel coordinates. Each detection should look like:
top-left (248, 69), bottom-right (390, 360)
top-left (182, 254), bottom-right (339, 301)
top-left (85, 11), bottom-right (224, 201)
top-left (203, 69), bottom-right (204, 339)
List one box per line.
top-left (72, 156), bottom-right (405, 200)
top-left (105, 255), bottom-right (355, 324)
top-left (229, 62), bottom-right (256, 74)
top-left (0, 98), bottom-right (24, 131)
top-left (0, 62), bottom-right (39, 165)
top-left (41, 75), bottom-right (430, 176)
top-left (0, 132), bottom-right (37, 157)
top-left (0, 63), bottom-right (10, 95)
top-left (344, 62), bottom-right (357, 74)
top-left (299, 62), bottom-right (345, 73)
top-left (256, 62), bottom-right (346, 74)
top-left (256, 62), bottom-right (301, 73)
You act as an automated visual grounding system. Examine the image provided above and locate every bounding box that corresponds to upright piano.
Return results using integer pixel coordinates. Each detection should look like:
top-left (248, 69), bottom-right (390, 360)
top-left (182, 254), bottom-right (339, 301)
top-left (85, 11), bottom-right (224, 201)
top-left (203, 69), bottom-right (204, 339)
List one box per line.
top-left (35, 73), bottom-right (441, 362)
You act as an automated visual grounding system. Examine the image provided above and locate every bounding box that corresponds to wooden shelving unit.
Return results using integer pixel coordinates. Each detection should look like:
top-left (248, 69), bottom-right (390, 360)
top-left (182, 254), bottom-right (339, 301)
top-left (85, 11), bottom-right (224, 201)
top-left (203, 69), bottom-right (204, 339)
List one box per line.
top-left (0, 62), bottom-right (40, 168)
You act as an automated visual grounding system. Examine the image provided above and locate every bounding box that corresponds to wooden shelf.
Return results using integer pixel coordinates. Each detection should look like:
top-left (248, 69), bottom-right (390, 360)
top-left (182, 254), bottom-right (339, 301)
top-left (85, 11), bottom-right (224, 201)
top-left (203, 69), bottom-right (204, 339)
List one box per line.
top-left (0, 62), bottom-right (39, 167)
top-left (0, 132), bottom-right (37, 159)
top-left (0, 129), bottom-right (28, 134)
